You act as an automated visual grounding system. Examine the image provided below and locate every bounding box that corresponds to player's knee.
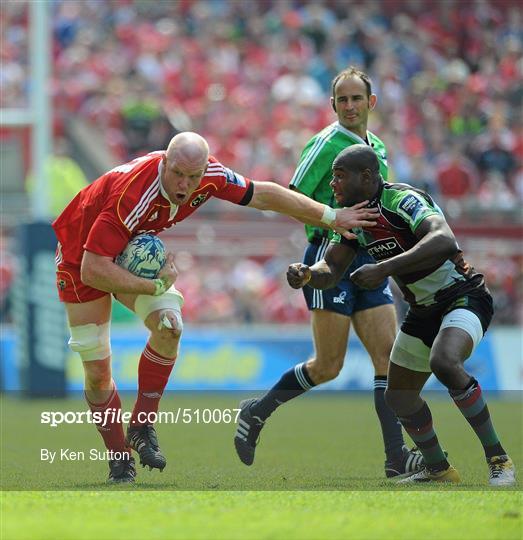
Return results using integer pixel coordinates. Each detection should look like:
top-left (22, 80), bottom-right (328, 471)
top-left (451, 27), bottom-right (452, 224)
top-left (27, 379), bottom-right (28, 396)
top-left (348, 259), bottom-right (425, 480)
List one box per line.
top-left (135, 287), bottom-right (184, 329)
top-left (384, 388), bottom-right (418, 416)
top-left (307, 356), bottom-right (343, 384)
top-left (150, 318), bottom-right (183, 340)
top-left (147, 312), bottom-right (181, 359)
top-left (384, 387), bottom-right (400, 413)
top-left (68, 323), bottom-right (111, 362)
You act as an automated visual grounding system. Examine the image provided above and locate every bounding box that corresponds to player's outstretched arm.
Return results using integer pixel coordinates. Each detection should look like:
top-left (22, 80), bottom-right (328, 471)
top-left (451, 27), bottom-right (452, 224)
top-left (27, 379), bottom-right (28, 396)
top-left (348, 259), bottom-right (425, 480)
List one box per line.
top-left (287, 242), bottom-right (357, 290)
top-left (81, 251), bottom-right (178, 296)
top-left (248, 181), bottom-right (377, 237)
top-left (350, 214), bottom-right (459, 289)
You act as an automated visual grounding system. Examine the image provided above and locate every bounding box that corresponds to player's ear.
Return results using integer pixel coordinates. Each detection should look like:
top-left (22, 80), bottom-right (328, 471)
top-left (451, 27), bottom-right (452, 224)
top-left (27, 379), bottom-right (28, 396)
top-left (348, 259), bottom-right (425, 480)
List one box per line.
top-left (369, 94), bottom-right (377, 110)
top-left (331, 97), bottom-right (337, 112)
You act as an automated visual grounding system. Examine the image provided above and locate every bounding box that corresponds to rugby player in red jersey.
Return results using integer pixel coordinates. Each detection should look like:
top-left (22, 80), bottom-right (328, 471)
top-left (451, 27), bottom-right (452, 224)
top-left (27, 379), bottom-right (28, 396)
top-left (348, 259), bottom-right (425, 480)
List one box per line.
top-left (53, 132), bottom-right (378, 483)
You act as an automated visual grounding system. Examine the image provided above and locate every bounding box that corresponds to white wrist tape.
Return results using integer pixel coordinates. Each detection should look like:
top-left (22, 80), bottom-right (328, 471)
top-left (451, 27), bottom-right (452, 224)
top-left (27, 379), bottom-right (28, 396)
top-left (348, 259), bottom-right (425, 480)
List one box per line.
top-left (321, 205), bottom-right (337, 226)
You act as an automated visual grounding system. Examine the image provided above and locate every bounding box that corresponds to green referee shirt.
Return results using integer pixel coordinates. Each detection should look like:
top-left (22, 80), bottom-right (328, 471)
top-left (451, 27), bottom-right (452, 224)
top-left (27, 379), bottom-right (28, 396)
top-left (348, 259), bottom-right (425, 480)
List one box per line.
top-left (289, 121), bottom-right (389, 242)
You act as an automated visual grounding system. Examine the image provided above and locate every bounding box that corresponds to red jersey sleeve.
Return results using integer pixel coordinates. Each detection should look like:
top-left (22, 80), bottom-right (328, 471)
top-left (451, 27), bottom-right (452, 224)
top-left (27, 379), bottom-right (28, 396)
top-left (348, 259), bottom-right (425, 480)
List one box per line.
top-left (208, 160), bottom-right (254, 205)
top-left (84, 156), bottom-right (162, 258)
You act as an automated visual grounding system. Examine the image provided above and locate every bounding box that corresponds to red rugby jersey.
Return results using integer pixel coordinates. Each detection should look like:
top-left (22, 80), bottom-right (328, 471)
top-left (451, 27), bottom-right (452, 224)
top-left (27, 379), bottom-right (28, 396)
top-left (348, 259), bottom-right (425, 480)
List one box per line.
top-left (52, 152), bottom-right (253, 266)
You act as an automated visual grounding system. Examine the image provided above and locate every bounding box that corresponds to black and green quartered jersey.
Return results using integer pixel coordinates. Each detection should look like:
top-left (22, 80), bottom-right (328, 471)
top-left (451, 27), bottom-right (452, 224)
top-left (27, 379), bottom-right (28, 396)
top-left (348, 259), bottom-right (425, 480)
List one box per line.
top-left (289, 121), bottom-right (388, 242)
top-left (333, 182), bottom-right (484, 308)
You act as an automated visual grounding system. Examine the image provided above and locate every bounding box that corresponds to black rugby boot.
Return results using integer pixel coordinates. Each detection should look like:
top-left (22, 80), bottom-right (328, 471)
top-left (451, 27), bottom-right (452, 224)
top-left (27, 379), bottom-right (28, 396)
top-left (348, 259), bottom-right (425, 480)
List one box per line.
top-left (126, 424), bottom-right (167, 471)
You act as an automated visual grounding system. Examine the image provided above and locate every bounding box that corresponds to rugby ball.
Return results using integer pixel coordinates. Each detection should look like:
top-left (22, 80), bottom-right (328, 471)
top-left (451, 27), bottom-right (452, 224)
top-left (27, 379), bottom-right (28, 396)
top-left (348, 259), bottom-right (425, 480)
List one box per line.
top-left (115, 234), bottom-right (166, 279)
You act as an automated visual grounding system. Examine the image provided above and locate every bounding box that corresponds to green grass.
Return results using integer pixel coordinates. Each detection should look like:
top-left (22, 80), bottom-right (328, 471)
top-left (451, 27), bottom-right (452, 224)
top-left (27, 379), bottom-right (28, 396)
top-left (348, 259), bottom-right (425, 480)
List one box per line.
top-left (1, 491), bottom-right (521, 540)
top-left (1, 393), bottom-right (521, 490)
top-left (1, 394), bottom-right (521, 539)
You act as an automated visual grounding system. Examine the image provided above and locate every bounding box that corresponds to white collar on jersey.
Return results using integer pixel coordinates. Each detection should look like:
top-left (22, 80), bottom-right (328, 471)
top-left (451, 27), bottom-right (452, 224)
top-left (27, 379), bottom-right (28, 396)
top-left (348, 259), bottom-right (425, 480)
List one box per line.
top-left (158, 159), bottom-right (179, 220)
top-left (335, 122), bottom-right (371, 146)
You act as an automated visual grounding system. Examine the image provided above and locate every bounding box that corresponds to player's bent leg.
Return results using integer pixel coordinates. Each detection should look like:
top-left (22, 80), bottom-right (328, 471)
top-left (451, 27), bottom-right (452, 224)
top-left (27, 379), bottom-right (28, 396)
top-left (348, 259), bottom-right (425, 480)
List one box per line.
top-left (117, 289), bottom-right (184, 472)
top-left (244, 309), bottom-right (350, 421)
top-left (387, 346), bottom-right (457, 482)
top-left (126, 305), bottom-right (179, 471)
top-left (385, 361), bottom-right (430, 417)
top-left (432, 315), bottom-right (515, 486)
top-left (352, 304), bottom-right (396, 376)
top-left (65, 297), bottom-right (134, 482)
top-left (429, 327), bottom-right (473, 390)
top-left (69, 319), bottom-right (113, 404)
top-left (234, 310), bottom-right (351, 466)
top-left (305, 309), bottom-right (351, 382)
top-left (378, 361), bottom-right (428, 478)
top-left (352, 304), bottom-right (415, 475)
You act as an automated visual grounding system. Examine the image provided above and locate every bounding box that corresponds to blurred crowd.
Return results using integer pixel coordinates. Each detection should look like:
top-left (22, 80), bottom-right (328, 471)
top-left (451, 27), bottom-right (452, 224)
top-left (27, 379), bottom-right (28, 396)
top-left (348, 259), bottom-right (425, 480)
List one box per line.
top-left (1, 0), bottom-right (521, 325)
top-left (3, 0), bottom-right (522, 206)
top-left (169, 251), bottom-right (311, 325)
top-left (106, 246), bottom-right (520, 326)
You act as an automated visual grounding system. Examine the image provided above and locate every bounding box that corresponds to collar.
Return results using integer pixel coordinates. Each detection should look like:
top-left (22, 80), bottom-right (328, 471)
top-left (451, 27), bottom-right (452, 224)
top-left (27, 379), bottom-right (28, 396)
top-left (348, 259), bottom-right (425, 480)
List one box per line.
top-left (335, 122), bottom-right (370, 145)
top-left (158, 159), bottom-right (179, 220)
top-left (368, 180), bottom-right (384, 207)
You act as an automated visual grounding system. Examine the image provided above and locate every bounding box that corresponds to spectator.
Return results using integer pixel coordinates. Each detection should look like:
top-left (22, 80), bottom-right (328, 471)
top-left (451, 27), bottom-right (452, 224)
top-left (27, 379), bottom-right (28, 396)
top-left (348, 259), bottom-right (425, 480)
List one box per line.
top-left (477, 171), bottom-right (517, 211)
top-left (4, 0), bottom-right (519, 199)
top-left (435, 146), bottom-right (478, 200)
top-left (475, 129), bottom-right (517, 183)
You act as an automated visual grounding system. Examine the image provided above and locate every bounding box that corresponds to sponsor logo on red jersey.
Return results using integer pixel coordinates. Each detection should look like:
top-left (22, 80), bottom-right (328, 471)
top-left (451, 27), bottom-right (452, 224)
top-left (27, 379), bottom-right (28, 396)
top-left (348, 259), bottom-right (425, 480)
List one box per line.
top-left (190, 193), bottom-right (209, 207)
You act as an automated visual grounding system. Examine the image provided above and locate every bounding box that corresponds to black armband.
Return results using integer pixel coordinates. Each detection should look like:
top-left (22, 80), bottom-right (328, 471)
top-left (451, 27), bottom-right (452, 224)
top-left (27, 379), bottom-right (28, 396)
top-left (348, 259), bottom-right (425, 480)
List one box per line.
top-left (238, 182), bottom-right (254, 206)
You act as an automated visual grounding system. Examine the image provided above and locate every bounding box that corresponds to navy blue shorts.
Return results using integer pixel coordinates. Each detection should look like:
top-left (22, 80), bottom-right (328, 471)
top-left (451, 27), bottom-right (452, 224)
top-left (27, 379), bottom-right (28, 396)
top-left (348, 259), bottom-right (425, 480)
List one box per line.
top-left (302, 238), bottom-right (394, 316)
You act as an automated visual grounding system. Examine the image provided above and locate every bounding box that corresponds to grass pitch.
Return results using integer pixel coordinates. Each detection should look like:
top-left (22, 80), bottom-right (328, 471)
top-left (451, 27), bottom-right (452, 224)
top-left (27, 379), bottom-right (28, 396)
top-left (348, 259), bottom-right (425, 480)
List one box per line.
top-left (2, 491), bottom-right (521, 540)
top-left (1, 393), bottom-right (521, 539)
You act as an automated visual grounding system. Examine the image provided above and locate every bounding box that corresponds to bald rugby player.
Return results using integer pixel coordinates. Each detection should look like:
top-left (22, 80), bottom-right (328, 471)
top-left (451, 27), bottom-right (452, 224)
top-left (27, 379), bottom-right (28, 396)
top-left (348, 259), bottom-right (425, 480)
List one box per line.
top-left (53, 132), bottom-right (378, 483)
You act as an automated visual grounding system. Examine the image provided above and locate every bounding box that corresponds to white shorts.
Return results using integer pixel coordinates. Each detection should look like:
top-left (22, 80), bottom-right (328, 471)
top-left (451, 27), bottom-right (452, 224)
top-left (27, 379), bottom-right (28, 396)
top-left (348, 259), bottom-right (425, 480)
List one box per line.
top-left (390, 308), bottom-right (484, 372)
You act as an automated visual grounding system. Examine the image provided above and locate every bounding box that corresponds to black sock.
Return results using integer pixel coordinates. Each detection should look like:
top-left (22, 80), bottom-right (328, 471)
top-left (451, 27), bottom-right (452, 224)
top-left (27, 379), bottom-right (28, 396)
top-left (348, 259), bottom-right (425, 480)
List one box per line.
top-left (250, 363), bottom-right (316, 421)
top-left (374, 376), bottom-right (405, 461)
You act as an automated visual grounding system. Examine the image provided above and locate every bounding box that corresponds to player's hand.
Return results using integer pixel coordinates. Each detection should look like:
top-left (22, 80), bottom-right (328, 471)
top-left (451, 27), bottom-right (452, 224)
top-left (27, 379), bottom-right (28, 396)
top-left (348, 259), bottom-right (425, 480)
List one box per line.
top-left (157, 252), bottom-right (178, 288)
top-left (350, 263), bottom-right (388, 289)
top-left (287, 263), bottom-right (312, 289)
top-left (333, 201), bottom-right (378, 240)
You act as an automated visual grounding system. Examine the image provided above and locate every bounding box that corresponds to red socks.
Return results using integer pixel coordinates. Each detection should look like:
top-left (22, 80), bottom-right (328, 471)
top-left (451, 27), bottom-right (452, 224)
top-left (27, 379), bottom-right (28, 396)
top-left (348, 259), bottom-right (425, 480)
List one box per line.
top-left (85, 381), bottom-right (127, 452)
top-left (85, 343), bottom-right (176, 452)
top-left (130, 343), bottom-right (176, 426)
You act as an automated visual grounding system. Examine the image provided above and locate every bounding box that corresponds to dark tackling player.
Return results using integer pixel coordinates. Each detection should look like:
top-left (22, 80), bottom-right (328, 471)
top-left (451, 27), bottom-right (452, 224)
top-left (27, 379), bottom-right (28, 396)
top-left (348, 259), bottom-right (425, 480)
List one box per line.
top-left (285, 144), bottom-right (515, 485)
